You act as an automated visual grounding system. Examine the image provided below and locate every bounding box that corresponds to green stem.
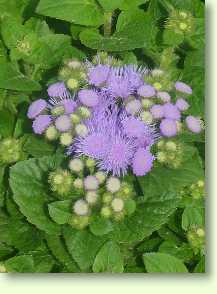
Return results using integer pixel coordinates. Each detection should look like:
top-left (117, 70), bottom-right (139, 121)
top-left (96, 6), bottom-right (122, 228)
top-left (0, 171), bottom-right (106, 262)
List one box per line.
top-left (104, 12), bottom-right (113, 37)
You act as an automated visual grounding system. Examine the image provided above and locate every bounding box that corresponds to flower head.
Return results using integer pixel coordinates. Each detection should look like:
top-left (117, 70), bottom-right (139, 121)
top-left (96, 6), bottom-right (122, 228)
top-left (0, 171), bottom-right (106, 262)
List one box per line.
top-left (106, 177), bottom-right (121, 193)
top-left (55, 115), bottom-right (71, 132)
top-left (160, 118), bottom-right (177, 137)
top-left (175, 81), bottom-right (192, 95)
top-left (47, 82), bottom-right (70, 98)
top-left (32, 115), bottom-right (52, 134)
top-left (84, 175), bottom-right (99, 190)
top-left (157, 91), bottom-right (171, 102)
top-left (176, 98), bottom-right (189, 111)
top-left (185, 116), bottom-right (202, 133)
top-left (125, 99), bottom-right (142, 115)
top-left (78, 89), bottom-right (99, 107)
top-left (88, 64), bottom-right (110, 86)
top-left (132, 148), bottom-right (155, 176)
top-left (163, 103), bottom-right (181, 120)
top-left (27, 99), bottom-right (47, 119)
top-left (121, 116), bottom-right (147, 138)
top-left (137, 84), bottom-right (155, 98)
top-left (150, 104), bottom-right (164, 119)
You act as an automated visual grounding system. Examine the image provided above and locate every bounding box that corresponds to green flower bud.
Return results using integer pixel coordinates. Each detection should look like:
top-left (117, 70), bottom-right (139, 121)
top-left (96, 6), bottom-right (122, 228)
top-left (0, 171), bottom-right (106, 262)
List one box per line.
top-left (95, 171), bottom-right (106, 184)
top-left (77, 106), bottom-right (91, 119)
top-left (0, 138), bottom-right (23, 164)
top-left (60, 132), bottom-right (73, 146)
top-left (141, 99), bottom-right (154, 109)
top-left (85, 157), bottom-right (96, 169)
top-left (51, 105), bottom-right (65, 116)
top-left (165, 141), bottom-right (177, 151)
top-left (73, 178), bottom-right (83, 190)
top-left (111, 198), bottom-right (124, 213)
top-left (157, 151), bottom-right (167, 163)
top-left (70, 113), bottom-right (81, 124)
top-left (187, 227), bottom-right (205, 255)
top-left (139, 111), bottom-right (153, 124)
top-left (157, 140), bottom-right (165, 149)
top-left (73, 199), bottom-right (89, 216)
top-left (45, 125), bottom-right (59, 141)
top-left (69, 158), bottom-right (84, 173)
top-left (75, 124), bottom-right (88, 137)
top-left (101, 206), bottom-right (112, 218)
top-left (102, 192), bottom-right (113, 204)
top-left (48, 169), bottom-right (73, 198)
top-left (153, 82), bottom-right (162, 90)
top-left (113, 211), bottom-right (125, 222)
top-left (85, 191), bottom-right (98, 205)
top-left (69, 215), bottom-right (89, 230)
top-left (67, 78), bottom-right (79, 90)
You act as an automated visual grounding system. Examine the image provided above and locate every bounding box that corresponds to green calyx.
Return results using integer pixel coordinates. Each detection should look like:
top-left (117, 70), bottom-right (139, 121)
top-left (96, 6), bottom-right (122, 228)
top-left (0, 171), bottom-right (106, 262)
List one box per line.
top-left (48, 169), bottom-right (73, 198)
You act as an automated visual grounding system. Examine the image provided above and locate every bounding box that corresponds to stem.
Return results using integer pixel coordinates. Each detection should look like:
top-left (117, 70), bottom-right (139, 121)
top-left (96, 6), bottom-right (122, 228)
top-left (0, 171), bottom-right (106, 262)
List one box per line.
top-left (104, 12), bottom-right (113, 37)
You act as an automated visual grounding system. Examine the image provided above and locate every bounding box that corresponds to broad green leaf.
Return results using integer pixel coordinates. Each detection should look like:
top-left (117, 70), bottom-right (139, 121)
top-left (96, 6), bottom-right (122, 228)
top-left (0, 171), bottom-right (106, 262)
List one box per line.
top-left (29, 250), bottom-right (55, 273)
top-left (193, 256), bottom-right (205, 273)
top-left (36, 0), bottom-right (104, 26)
top-left (48, 200), bottom-right (72, 225)
top-left (89, 216), bottom-right (113, 236)
top-left (0, 41), bottom-right (7, 63)
top-left (9, 156), bottom-right (63, 235)
top-left (159, 241), bottom-right (194, 263)
top-left (137, 146), bottom-right (203, 198)
top-left (110, 194), bottom-right (180, 243)
top-left (63, 226), bottom-right (107, 271)
top-left (163, 29), bottom-right (184, 46)
top-left (0, 110), bottom-right (15, 138)
top-left (23, 134), bottom-right (55, 158)
top-left (0, 61), bottom-right (41, 92)
top-left (182, 206), bottom-right (204, 231)
top-left (46, 234), bottom-right (80, 272)
top-left (93, 241), bottom-right (124, 273)
top-left (5, 255), bottom-right (34, 273)
top-left (80, 11), bottom-right (157, 51)
top-left (143, 252), bottom-right (188, 273)
top-left (0, 242), bottom-right (14, 260)
top-left (0, 0), bottom-right (29, 22)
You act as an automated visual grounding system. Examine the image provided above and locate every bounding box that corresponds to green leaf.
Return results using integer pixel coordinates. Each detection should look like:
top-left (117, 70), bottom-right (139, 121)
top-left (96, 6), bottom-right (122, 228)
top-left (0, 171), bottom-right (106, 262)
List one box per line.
top-left (48, 200), bottom-right (72, 225)
top-left (137, 146), bottom-right (203, 198)
top-left (110, 194), bottom-right (180, 243)
top-left (93, 241), bottom-right (124, 273)
top-left (0, 242), bottom-right (14, 260)
top-left (80, 11), bottom-right (157, 51)
top-left (182, 206), bottom-right (204, 231)
top-left (46, 234), bottom-right (80, 272)
top-left (36, 0), bottom-right (104, 26)
top-left (63, 226), bottom-right (107, 271)
top-left (0, 61), bottom-right (41, 92)
top-left (90, 216), bottom-right (113, 236)
top-left (159, 241), bottom-right (194, 263)
top-left (23, 134), bottom-right (55, 158)
top-left (0, 0), bottom-right (29, 22)
top-left (143, 252), bottom-right (188, 273)
top-left (0, 109), bottom-right (15, 138)
top-left (5, 255), bottom-right (34, 273)
top-left (9, 156), bottom-right (63, 235)
top-left (193, 256), bottom-right (205, 273)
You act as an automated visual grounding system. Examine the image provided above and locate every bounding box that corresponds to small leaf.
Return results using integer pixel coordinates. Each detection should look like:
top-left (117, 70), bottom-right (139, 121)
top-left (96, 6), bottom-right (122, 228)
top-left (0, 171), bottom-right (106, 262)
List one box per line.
top-left (182, 206), bottom-right (204, 231)
top-left (5, 255), bottom-right (34, 273)
top-left (143, 252), bottom-right (188, 273)
top-left (23, 134), bottom-right (55, 158)
top-left (89, 216), bottom-right (113, 236)
top-left (93, 241), bottom-right (124, 273)
top-left (48, 200), bottom-right (72, 225)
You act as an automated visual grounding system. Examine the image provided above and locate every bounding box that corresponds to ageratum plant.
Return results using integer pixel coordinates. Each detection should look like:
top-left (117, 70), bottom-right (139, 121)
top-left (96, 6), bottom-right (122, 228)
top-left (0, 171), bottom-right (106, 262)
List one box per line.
top-left (0, 0), bottom-right (205, 273)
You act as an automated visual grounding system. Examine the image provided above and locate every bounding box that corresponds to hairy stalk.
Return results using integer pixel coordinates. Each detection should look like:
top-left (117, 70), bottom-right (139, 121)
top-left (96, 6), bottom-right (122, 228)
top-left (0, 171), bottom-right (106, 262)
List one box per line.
top-left (104, 12), bottom-right (113, 37)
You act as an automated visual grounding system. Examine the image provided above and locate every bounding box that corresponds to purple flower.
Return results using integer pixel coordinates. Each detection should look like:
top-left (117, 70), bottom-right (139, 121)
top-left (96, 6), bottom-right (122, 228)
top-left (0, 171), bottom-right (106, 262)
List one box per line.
top-left (185, 116), bottom-right (202, 133)
top-left (99, 133), bottom-right (135, 176)
top-left (55, 115), bottom-right (71, 132)
top-left (163, 103), bottom-right (181, 120)
top-left (132, 148), bottom-right (155, 176)
top-left (175, 81), bottom-right (192, 95)
top-left (107, 68), bottom-right (134, 99)
top-left (137, 84), bottom-right (155, 98)
top-left (124, 65), bottom-right (145, 89)
top-left (121, 116), bottom-right (146, 138)
top-left (60, 99), bottom-right (77, 114)
top-left (157, 91), bottom-right (171, 102)
top-left (125, 99), bottom-right (142, 115)
top-left (150, 104), bottom-right (164, 119)
top-left (47, 82), bottom-right (70, 99)
top-left (160, 118), bottom-right (177, 137)
top-left (27, 99), bottom-right (47, 119)
top-left (88, 64), bottom-right (110, 86)
top-left (32, 115), bottom-right (52, 134)
top-left (78, 89), bottom-right (99, 107)
top-left (176, 98), bottom-right (190, 111)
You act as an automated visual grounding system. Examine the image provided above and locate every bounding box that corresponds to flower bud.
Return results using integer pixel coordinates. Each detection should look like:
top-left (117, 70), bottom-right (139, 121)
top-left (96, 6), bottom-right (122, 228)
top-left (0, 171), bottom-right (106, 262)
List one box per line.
top-left (60, 132), bottom-right (73, 146)
top-left (101, 206), bottom-right (112, 218)
top-left (84, 175), bottom-right (99, 191)
top-left (73, 178), bottom-right (83, 190)
top-left (69, 215), bottom-right (89, 229)
top-left (73, 199), bottom-right (89, 216)
top-left (165, 141), bottom-right (177, 151)
top-left (45, 125), bottom-right (59, 141)
top-left (51, 105), bottom-right (65, 116)
top-left (95, 171), bottom-right (106, 184)
top-left (69, 158), bottom-right (84, 173)
top-left (156, 151), bottom-right (167, 163)
top-left (67, 78), bottom-right (79, 90)
top-left (141, 99), bottom-right (154, 109)
top-left (0, 138), bottom-right (23, 164)
top-left (111, 198), bottom-right (124, 212)
top-left (85, 191), bottom-right (98, 205)
top-left (106, 177), bottom-right (121, 193)
top-left (139, 111), bottom-right (153, 124)
top-left (85, 158), bottom-right (96, 169)
top-left (75, 124), bottom-right (88, 137)
top-left (48, 169), bottom-right (73, 197)
top-left (77, 106), bottom-right (92, 119)
top-left (102, 192), bottom-right (113, 204)
top-left (70, 113), bottom-right (81, 124)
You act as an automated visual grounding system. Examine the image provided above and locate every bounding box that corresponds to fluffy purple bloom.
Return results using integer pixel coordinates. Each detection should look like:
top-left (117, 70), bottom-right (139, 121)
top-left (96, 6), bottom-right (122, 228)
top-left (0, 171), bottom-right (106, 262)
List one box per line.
top-left (176, 98), bottom-right (189, 111)
top-left (55, 115), bottom-right (71, 132)
top-left (150, 104), bottom-right (164, 119)
top-left (185, 116), bottom-right (202, 133)
top-left (32, 115), bottom-right (52, 134)
top-left (175, 81), bottom-right (192, 95)
top-left (99, 133), bottom-right (135, 176)
top-left (163, 103), bottom-right (181, 120)
top-left (137, 84), bottom-right (155, 98)
top-left (160, 118), bottom-right (177, 137)
top-left (157, 91), bottom-right (171, 102)
top-left (78, 89), bottom-right (99, 107)
top-left (123, 65), bottom-right (145, 89)
top-left (88, 65), bottom-right (110, 86)
top-left (47, 82), bottom-right (70, 98)
top-left (132, 148), bottom-right (154, 176)
top-left (27, 99), bottom-right (47, 119)
top-left (121, 116), bottom-right (146, 138)
top-left (125, 99), bottom-right (142, 115)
